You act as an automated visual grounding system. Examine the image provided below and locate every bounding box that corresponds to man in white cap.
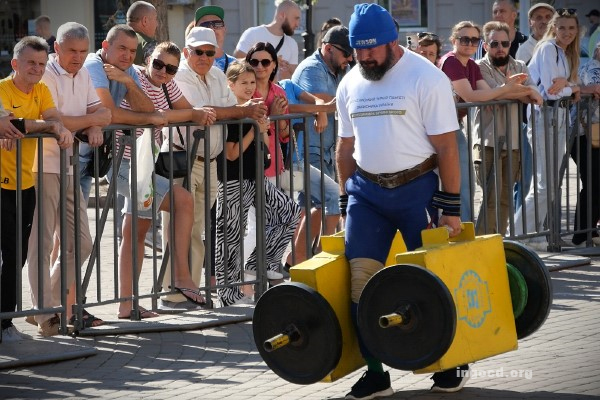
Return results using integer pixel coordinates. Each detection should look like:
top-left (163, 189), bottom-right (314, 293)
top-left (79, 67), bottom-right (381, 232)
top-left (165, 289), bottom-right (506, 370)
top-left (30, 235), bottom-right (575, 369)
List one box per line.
top-left (163, 27), bottom-right (267, 306)
top-left (336, 3), bottom-right (463, 398)
top-left (515, 2), bottom-right (555, 64)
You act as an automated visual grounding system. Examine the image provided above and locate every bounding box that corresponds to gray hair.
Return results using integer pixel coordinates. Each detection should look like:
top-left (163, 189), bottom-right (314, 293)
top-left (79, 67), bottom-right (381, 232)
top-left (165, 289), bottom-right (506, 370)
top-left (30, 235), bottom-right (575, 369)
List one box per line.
top-left (13, 36), bottom-right (49, 59)
top-left (56, 22), bottom-right (89, 43)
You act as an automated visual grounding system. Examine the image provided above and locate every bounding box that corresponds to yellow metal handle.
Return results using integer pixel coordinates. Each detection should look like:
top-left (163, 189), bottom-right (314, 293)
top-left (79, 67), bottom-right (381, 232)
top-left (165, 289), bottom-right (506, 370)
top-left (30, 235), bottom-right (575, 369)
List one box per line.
top-left (379, 313), bottom-right (405, 328)
top-left (264, 333), bottom-right (291, 352)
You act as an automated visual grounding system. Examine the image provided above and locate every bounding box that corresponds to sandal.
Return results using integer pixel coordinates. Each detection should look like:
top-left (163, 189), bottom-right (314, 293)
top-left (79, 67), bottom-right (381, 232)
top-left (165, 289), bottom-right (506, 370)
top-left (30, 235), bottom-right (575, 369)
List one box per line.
top-left (69, 309), bottom-right (104, 328)
top-left (118, 307), bottom-right (159, 320)
top-left (172, 286), bottom-right (206, 306)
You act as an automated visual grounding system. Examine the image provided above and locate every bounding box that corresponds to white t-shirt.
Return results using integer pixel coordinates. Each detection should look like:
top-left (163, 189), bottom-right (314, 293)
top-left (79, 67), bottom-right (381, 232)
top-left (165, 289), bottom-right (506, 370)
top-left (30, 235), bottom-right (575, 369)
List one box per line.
top-left (515, 35), bottom-right (538, 65)
top-left (172, 59), bottom-right (237, 158)
top-left (235, 25), bottom-right (298, 67)
top-left (39, 54), bottom-right (102, 174)
top-left (337, 48), bottom-right (459, 173)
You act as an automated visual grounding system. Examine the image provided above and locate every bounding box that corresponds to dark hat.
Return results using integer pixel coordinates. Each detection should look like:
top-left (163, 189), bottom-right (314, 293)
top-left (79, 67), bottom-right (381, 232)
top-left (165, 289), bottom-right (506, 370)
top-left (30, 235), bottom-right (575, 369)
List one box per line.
top-left (349, 3), bottom-right (398, 49)
top-left (528, 3), bottom-right (554, 19)
top-left (322, 26), bottom-right (352, 55)
top-left (195, 5), bottom-right (224, 23)
top-left (586, 9), bottom-right (600, 17)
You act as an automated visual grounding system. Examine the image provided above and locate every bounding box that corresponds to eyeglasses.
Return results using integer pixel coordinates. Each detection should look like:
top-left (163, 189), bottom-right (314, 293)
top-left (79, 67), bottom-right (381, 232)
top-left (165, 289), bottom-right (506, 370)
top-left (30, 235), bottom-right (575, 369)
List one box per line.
top-left (457, 36), bottom-right (481, 46)
top-left (152, 58), bottom-right (178, 75)
top-left (418, 32), bottom-right (439, 39)
top-left (248, 58), bottom-right (273, 68)
top-left (488, 40), bottom-right (510, 49)
top-left (198, 20), bottom-right (225, 29)
top-left (330, 44), bottom-right (352, 58)
top-left (188, 48), bottom-right (216, 57)
top-left (556, 8), bottom-right (577, 16)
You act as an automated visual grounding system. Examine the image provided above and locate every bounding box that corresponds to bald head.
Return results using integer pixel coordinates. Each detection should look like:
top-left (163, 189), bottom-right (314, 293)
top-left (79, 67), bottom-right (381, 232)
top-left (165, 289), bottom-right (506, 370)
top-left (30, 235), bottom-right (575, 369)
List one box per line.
top-left (276, 0), bottom-right (300, 14)
top-left (127, 1), bottom-right (158, 38)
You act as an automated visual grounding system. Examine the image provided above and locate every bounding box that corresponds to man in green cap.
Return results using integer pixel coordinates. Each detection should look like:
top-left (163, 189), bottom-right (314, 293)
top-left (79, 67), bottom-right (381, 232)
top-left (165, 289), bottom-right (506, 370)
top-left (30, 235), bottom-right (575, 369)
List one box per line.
top-left (195, 5), bottom-right (236, 73)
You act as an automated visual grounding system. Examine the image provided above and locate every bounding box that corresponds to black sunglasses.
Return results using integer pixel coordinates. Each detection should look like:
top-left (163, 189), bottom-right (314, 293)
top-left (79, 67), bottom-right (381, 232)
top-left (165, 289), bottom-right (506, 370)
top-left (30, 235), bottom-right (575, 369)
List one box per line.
top-left (188, 48), bottom-right (216, 57)
top-left (488, 40), bottom-right (510, 49)
top-left (198, 20), bottom-right (225, 29)
top-left (248, 58), bottom-right (273, 67)
top-left (418, 32), bottom-right (439, 39)
top-left (152, 58), bottom-right (178, 75)
top-left (330, 44), bottom-right (352, 58)
top-left (457, 36), bottom-right (481, 46)
top-left (556, 8), bottom-right (577, 16)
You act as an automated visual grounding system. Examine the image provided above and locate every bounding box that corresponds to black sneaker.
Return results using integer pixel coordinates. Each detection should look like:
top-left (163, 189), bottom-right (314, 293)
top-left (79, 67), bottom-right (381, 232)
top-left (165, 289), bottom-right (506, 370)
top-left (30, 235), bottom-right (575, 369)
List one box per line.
top-left (430, 364), bottom-right (470, 393)
top-left (345, 370), bottom-right (393, 400)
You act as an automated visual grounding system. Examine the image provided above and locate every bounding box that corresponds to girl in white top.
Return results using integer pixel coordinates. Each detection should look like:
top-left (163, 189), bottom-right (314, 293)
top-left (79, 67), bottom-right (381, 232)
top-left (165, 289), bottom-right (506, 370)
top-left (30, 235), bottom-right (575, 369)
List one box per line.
top-left (515, 9), bottom-right (582, 246)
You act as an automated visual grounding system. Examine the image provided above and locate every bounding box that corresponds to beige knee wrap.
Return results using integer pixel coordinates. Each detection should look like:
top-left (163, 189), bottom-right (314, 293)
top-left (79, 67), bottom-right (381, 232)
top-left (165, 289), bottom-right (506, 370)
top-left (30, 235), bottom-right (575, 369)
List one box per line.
top-left (350, 258), bottom-right (384, 303)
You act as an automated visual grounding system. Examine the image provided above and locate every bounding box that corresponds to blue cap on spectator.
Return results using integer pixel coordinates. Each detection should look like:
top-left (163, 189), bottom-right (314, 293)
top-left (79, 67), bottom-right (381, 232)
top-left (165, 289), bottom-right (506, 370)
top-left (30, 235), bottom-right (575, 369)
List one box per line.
top-left (349, 3), bottom-right (398, 49)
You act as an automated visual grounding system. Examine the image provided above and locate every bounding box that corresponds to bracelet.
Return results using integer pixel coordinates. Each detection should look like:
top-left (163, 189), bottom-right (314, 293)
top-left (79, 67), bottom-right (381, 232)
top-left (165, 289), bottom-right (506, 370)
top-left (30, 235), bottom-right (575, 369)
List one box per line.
top-left (431, 190), bottom-right (461, 216)
top-left (10, 118), bottom-right (26, 133)
top-left (339, 194), bottom-right (348, 217)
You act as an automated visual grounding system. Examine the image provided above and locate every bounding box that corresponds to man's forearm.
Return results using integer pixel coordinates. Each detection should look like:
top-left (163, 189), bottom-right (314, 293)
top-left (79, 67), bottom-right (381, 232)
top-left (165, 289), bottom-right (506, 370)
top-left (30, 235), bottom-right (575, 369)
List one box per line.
top-left (112, 108), bottom-right (154, 125)
top-left (24, 119), bottom-right (58, 134)
top-left (336, 137), bottom-right (356, 194)
top-left (124, 80), bottom-right (155, 112)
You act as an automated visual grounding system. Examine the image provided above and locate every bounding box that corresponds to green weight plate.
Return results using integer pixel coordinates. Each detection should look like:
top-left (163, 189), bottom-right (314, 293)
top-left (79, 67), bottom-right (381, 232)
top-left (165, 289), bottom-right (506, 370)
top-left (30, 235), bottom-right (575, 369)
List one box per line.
top-left (504, 240), bottom-right (553, 339)
top-left (506, 262), bottom-right (528, 318)
top-left (252, 282), bottom-right (342, 384)
top-left (358, 264), bottom-right (456, 371)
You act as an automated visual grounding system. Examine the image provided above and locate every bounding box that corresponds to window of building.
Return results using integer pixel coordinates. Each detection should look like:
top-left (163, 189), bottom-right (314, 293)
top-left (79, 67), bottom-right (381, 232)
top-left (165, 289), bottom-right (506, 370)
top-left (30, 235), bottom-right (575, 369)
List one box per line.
top-left (94, 0), bottom-right (132, 51)
top-left (0, 0), bottom-right (41, 77)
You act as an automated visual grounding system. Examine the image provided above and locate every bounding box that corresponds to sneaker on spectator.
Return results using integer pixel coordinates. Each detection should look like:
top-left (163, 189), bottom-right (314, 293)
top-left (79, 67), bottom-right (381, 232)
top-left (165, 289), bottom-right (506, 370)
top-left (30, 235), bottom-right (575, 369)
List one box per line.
top-left (1, 325), bottom-right (33, 342)
top-left (145, 230), bottom-right (163, 252)
top-left (430, 365), bottom-right (470, 393)
top-left (522, 238), bottom-right (548, 252)
top-left (232, 295), bottom-right (254, 305)
top-left (345, 370), bottom-right (393, 400)
top-left (37, 314), bottom-right (60, 337)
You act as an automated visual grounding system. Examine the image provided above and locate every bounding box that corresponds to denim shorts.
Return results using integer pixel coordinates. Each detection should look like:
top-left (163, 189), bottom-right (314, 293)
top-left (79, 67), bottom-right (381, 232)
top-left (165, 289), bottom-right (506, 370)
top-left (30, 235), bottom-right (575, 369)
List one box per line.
top-left (107, 159), bottom-right (170, 219)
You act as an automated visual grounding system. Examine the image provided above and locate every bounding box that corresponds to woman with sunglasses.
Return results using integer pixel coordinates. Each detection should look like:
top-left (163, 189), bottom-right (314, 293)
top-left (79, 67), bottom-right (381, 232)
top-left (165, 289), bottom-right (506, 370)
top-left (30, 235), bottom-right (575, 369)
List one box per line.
top-left (514, 9), bottom-right (581, 249)
top-left (110, 41), bottom-right (217, 318)
top-left (241, 42), bottom-right (301, 283)
top-left (439, 20), bottom-right (532, 223)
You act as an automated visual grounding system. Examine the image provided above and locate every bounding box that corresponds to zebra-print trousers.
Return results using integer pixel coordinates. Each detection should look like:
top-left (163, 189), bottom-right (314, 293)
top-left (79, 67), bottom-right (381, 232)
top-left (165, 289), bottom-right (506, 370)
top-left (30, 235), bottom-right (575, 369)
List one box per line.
top-left (215, 177), bottom-right (301, 306)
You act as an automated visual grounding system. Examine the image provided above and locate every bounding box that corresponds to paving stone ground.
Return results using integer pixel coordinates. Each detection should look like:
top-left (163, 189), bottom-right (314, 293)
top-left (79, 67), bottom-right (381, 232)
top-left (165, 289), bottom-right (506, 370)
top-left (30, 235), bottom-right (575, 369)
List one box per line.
top-left (1, 260), bottom-right (599, 399)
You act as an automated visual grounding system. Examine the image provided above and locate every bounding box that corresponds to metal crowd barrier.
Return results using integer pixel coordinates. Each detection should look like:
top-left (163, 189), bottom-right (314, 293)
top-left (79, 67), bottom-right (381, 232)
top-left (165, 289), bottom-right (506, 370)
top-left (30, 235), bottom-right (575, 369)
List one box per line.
top-left (2, 101), bottom-right (598, 334)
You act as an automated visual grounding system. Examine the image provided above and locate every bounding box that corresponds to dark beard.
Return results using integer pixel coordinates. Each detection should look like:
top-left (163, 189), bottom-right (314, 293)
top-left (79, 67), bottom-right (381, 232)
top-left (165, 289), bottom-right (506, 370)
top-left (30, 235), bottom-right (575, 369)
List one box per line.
top-left (358, 45), bottom-right (394, 81)
top-left (491, 54), bottom-right (510, 67)
top-left (282, 20), bottom-right (294, 36)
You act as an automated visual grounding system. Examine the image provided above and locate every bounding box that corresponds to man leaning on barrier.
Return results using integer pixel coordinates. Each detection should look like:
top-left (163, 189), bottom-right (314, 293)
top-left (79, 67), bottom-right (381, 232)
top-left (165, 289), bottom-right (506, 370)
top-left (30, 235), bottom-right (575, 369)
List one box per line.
top-left (0, 36), bottom-right (71, 343)
top-left (474, 21), bottom-right (542, 235)
top-left (162, 27), bottom-right (267, 307)
top-left (81, 24), bottom-right (166, 201)
top-left (25, 22), bottom-right (112, 337)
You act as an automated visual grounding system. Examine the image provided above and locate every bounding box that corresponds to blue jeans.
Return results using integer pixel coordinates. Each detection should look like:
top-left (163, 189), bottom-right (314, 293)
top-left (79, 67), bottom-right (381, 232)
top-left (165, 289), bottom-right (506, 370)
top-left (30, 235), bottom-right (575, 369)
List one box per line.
top-left (296, 163), bottom-right (340, 215)
top-left (514, 123), bottom-right (532, 211)
top-left (79, 143), bottom-right (93, 202)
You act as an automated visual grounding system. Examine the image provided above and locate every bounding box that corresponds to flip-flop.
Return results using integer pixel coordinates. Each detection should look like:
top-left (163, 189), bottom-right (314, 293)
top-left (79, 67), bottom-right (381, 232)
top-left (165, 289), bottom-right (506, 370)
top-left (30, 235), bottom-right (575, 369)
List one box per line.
top-left (118, 307), bottom-right (159, 320)
top-left (69, 309), bottom-right (104, 328)
top-left (173, 287), bottom-right (206, 306)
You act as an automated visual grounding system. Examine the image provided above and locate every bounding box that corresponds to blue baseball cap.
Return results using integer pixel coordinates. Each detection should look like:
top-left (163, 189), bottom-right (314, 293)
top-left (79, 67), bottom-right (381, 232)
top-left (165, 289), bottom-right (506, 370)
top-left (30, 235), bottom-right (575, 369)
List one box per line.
top-left (349, 3), bottom-right (398, 49)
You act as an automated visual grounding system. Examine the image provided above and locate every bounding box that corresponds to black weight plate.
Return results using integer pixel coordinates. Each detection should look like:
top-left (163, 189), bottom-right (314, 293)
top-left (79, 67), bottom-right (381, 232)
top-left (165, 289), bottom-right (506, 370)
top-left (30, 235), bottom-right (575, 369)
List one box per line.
top-left (252, 282), bottom-right (342, 384)
top-left (503, 240), bottom-right (553, 339)
top-left (358, 264), bottom-right (456, 371)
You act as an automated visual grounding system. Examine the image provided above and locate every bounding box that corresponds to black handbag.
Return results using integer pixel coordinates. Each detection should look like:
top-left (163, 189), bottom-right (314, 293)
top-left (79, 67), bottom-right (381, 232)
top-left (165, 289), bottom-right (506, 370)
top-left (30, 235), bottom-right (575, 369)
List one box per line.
top-left (155, 84), bottom-right (189, 178)
top-left (82, 130), bottom-right (113, 178)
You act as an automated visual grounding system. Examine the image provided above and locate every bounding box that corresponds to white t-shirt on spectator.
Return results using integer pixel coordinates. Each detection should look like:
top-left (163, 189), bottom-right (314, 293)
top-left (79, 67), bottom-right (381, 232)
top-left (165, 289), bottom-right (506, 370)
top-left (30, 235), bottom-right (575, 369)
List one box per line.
top-left (39, 54), bottom-right (102, 174)
top-left (235, 25), bottom-right (298, 67)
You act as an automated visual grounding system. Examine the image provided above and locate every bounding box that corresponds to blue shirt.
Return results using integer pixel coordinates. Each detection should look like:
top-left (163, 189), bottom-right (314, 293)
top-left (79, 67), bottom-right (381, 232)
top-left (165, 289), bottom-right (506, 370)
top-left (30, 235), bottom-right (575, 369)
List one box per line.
top-left (84, 50), bottom-right (142, 105)
top-left (279, 79), bottom-right (306, 162)
top-left (291, 49), bottom-right (348, 164)
top-left (214, 53), bottom-right (237, 73)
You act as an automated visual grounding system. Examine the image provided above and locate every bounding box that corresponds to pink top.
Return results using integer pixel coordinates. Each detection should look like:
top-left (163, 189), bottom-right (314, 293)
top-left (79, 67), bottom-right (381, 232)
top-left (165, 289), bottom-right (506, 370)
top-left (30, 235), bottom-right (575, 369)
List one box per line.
top-left (253, 81), bottom-right (289, 177)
